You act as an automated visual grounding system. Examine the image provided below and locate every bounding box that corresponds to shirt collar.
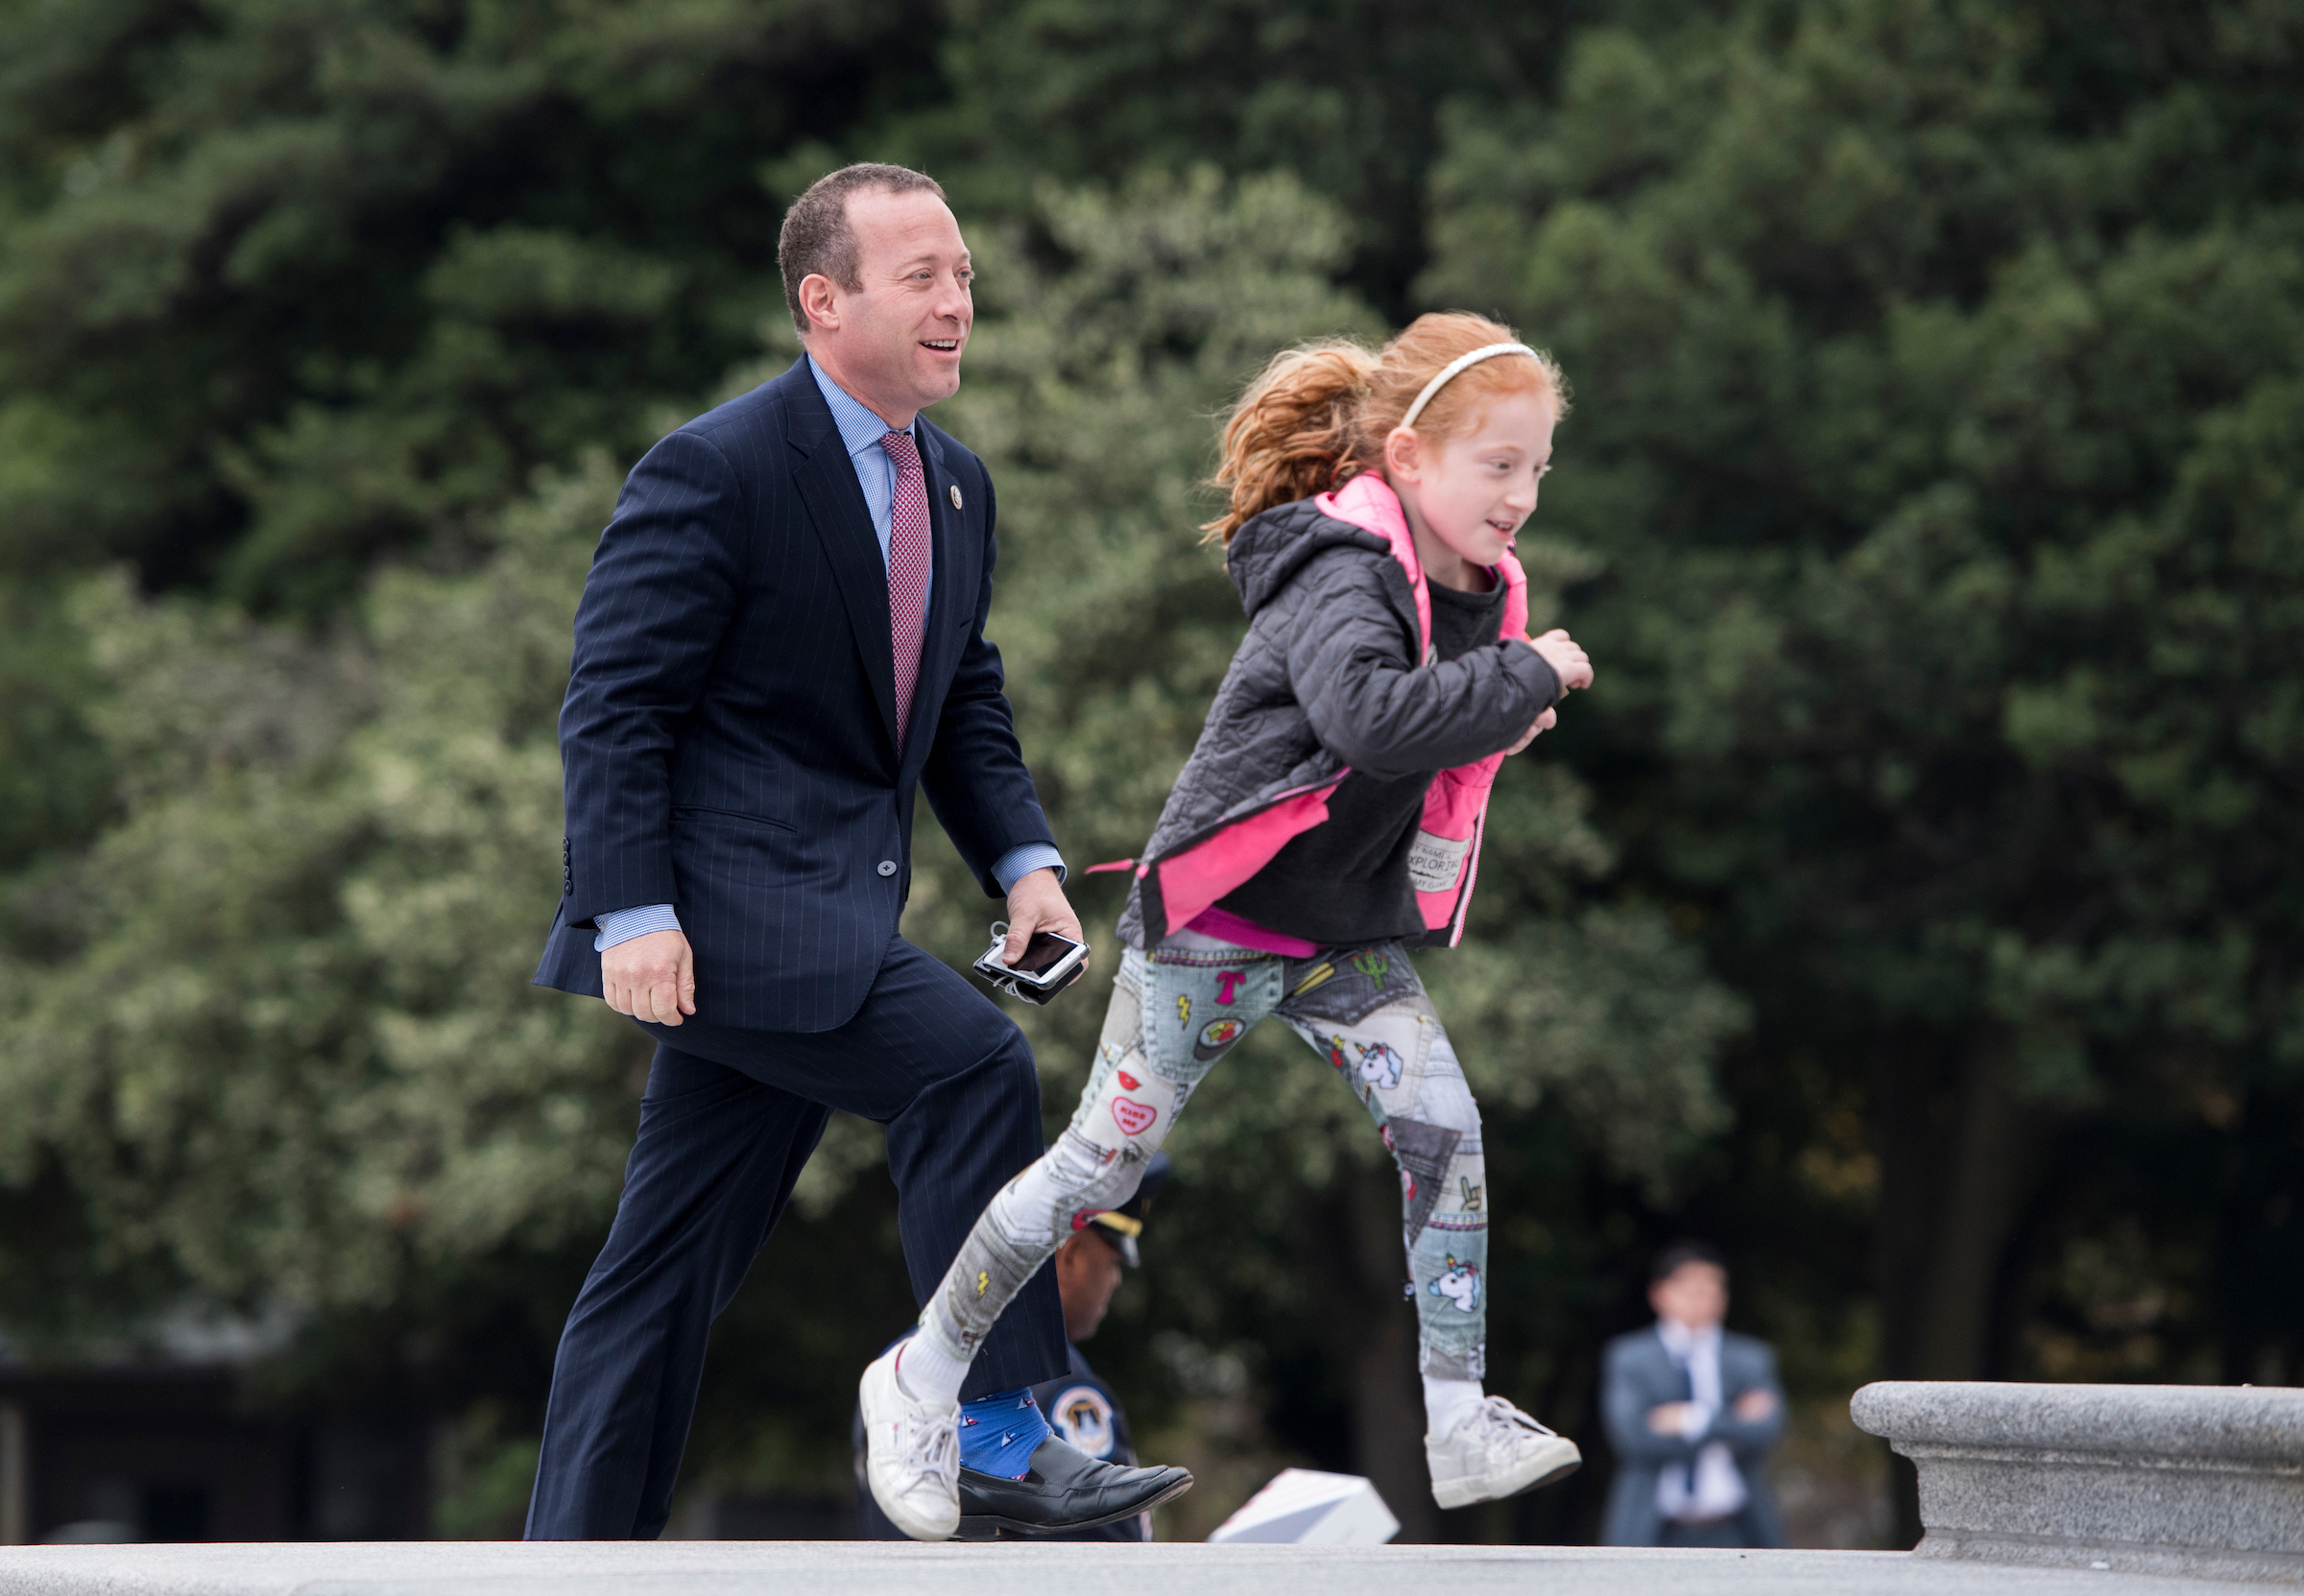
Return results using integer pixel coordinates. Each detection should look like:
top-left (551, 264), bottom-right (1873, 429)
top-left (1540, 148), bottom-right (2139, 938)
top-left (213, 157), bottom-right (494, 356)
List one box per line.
top-left (1656, 1318), bottom-right (1721, 1359)
top-left (806, 353), bottom-right (913, 460)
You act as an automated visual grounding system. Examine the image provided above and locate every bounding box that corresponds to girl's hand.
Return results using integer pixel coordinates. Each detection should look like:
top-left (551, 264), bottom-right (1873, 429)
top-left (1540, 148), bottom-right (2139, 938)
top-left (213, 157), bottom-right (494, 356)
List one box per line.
top-left (1505, 705), bottom-right (1557, 755)
top-left (1526, 629), bottom-right (1593, 692)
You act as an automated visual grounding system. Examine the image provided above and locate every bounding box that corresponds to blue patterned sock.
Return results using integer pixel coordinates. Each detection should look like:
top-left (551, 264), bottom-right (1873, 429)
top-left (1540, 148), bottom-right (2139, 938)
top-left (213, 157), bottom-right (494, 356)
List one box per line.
top-left (956, 1387), bottom-right (1051, 1479)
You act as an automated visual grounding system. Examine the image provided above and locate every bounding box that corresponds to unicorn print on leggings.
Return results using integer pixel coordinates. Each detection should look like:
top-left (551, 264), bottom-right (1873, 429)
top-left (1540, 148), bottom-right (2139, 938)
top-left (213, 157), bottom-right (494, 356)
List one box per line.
top-left (1429, 1255), bottom-right (1480, 1313)
top-left (1353, 1039), bottom-right (1404, 1091)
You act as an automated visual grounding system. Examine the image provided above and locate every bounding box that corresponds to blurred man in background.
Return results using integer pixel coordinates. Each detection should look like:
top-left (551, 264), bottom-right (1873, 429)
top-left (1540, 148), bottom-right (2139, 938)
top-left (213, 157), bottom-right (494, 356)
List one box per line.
top-left (1600, 1241), bottom-right (1786, 1548)
top-left (855, 1155), bottom-right (1171, 1541)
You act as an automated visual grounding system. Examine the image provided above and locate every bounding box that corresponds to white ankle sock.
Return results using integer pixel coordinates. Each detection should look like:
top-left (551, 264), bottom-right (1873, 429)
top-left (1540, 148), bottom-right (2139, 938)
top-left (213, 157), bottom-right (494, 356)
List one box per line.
top-left (1424, 1376), bottom-right (1484, 1439)
top-left (896, 1330), bottom-right (971, 1409)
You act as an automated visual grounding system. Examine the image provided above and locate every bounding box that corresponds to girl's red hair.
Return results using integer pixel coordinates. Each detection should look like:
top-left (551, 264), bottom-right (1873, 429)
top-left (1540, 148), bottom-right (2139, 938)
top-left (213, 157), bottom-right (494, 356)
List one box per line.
top-left (1204, 313), bottom-right (1568, 544)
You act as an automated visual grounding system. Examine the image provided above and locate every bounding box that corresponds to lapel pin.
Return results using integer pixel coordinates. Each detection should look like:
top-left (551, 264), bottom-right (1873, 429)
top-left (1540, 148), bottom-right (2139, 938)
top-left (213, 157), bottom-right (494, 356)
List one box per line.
top-left (948, 485), bottom-right (963, 510)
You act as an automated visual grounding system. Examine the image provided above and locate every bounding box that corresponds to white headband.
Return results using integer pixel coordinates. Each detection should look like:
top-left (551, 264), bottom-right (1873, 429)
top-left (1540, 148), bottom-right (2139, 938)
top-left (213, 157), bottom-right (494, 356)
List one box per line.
top-left (1399, 341), bottom-right (1540, 432)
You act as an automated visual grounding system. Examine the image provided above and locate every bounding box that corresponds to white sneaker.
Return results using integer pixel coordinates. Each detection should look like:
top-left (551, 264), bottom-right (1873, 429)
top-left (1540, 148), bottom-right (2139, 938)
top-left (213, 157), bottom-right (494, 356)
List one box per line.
top-left (1426, 1394), bottom-right (1582, 1509)
top-left (859, 1345), bottom-right (961, 1541)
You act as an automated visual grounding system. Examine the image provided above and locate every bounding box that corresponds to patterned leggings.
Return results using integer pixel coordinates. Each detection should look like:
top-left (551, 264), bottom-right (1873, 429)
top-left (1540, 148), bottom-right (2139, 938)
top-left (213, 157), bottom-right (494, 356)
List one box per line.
top-left (924, 934), bottom-right (1489, 1382)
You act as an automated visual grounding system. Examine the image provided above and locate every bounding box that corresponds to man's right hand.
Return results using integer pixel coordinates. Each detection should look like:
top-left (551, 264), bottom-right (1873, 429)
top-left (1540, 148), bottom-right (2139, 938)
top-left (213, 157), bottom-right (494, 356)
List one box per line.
top-left (602, 928), bottom-right (696, 1026)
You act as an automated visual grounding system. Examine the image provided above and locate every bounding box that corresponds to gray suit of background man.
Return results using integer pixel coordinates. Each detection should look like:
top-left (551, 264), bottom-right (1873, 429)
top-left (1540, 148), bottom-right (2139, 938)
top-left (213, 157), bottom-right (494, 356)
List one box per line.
top-left (1600, 1241), bottom-right (1787, 1549)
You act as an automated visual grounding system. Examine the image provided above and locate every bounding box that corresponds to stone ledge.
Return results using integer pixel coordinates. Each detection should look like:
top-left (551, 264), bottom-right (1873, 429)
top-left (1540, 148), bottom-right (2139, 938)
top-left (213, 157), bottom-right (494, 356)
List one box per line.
top-left (1853, 1381), bottom-right (2304, 1585)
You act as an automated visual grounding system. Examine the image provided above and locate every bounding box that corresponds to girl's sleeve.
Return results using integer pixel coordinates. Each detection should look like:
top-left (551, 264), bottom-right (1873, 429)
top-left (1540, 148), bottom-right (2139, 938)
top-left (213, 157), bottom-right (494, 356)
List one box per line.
top-left (1285, 559), bottom-right (1560, 779)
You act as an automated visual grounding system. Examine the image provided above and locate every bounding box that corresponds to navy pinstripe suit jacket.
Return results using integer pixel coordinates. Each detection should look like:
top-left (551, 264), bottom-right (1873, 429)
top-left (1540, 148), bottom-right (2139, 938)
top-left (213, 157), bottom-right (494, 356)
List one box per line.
top-left (532, 357), bottom-right (1055, 1032)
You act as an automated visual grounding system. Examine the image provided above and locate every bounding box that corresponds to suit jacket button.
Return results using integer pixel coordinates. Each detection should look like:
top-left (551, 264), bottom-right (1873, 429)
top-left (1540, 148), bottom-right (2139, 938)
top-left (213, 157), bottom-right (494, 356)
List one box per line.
top-left (876, 860), bottom-right (898, 877)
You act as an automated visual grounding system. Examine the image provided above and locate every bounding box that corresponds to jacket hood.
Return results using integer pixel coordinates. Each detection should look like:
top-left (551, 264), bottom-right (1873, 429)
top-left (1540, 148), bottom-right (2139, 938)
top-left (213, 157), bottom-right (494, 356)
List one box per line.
top-left (1224, 495), bottom-right (1390, 620)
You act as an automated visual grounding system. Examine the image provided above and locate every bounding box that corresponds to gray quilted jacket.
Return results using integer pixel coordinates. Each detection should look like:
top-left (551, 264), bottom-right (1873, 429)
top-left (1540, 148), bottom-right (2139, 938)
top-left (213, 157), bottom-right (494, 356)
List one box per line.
top-left (1115, 489), bottom-right (1559, 949)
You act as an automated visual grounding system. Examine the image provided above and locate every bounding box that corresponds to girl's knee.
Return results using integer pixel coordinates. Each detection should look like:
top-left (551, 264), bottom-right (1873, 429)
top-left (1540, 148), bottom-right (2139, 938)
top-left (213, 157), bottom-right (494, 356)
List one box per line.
top-left (1091, 1150), bottom-right (1151, 1211)
top-left (995, 1131), bottom-right (1148, 1250)
top-left (1024, 1129), bottom-right (1141, 1201)
top-left (1414, 1056), bottom-right (1483, 1137)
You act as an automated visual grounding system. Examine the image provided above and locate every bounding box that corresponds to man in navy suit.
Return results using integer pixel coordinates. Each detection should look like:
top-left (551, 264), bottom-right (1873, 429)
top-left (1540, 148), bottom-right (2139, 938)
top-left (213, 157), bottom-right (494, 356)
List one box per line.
top-left (526, 163), bottom-right (1184, 1541)
top-left (1599, 1242), bottom-right (1788, 1548)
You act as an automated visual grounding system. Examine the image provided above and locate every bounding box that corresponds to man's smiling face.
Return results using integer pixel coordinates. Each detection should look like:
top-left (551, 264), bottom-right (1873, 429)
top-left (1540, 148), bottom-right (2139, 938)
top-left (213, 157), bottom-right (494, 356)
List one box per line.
top-left (807, 186), bottom-right (973, 426)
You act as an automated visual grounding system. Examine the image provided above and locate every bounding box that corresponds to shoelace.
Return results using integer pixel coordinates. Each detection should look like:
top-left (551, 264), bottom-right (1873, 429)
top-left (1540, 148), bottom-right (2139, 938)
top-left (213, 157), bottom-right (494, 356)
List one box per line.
top-left (899, 1410), bottom-right (959, 1488)
top-left (1473, 1394), bottom-right (1558, 1445)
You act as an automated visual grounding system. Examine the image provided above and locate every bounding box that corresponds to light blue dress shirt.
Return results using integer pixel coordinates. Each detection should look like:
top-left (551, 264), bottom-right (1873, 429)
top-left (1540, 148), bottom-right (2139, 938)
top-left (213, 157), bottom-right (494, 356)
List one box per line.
top-left (594, 358), bottom-right (1062, 952)
top-left (807, 353), bottom-right (927, 601)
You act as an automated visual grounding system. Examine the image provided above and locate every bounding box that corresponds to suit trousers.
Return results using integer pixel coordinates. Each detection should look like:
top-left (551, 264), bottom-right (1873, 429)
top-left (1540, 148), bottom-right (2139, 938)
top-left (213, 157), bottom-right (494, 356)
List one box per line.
top-left (524, 936), bottom-right (1070, 1539)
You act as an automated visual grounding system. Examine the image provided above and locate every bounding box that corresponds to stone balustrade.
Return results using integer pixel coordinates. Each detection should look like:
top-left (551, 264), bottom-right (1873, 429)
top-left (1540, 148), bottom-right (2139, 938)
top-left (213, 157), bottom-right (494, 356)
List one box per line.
top-left (1851, 1380), bottom-right (2304, 1584)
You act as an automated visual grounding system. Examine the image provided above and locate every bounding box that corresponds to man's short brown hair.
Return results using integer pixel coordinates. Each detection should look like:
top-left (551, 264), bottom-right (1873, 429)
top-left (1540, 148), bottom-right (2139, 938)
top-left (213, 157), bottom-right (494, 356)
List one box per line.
top-left (777, 163), bottom-right (948, 335)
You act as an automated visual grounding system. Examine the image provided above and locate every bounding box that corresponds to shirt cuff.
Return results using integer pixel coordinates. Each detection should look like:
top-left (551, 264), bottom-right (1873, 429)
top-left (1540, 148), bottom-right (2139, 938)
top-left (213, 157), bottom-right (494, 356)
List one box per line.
top-left (991, 843), bottom-right (1066, 896)
top-left (595, 903), bottom-right (682, 953)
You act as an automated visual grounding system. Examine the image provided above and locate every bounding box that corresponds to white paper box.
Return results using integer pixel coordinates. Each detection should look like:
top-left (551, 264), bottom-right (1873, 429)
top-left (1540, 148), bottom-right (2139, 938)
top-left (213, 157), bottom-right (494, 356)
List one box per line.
top-left (1205, 1467), bottom-right (1401, 1545)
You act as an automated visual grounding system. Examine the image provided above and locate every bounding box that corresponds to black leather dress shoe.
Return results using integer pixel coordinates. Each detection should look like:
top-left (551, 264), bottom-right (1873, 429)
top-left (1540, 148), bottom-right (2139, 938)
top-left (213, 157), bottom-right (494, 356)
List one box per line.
top-left (953, 1434), bottom-right (1192, 1539)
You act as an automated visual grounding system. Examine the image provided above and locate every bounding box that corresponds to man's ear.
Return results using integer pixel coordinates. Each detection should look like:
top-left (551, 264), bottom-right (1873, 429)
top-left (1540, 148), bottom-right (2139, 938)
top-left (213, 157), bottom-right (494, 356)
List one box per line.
top-left (798, 272), bottom-right (842, 335)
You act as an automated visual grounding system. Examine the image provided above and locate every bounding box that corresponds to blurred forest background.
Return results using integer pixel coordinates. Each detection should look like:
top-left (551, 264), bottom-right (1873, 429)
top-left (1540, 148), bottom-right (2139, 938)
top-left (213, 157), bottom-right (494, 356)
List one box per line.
top-left (2, 0), bottom-right (2301, 1548)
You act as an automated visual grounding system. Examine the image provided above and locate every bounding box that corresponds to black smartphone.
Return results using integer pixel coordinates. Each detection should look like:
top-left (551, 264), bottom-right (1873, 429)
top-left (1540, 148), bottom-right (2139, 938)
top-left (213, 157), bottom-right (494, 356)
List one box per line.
top-left (972, 923), bottom-right (1090, 1005)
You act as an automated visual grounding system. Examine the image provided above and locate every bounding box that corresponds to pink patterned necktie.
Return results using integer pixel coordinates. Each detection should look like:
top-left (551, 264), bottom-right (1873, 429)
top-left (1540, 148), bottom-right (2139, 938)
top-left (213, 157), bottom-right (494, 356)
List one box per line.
top-left (879, 429), bottom-right (931, 749)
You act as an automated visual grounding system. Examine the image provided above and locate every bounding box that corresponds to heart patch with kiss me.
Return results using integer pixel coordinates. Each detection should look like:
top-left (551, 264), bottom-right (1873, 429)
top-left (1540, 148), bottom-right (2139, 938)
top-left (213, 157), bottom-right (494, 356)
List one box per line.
top-left (1111, 1098), bottom-right (1157, 1137)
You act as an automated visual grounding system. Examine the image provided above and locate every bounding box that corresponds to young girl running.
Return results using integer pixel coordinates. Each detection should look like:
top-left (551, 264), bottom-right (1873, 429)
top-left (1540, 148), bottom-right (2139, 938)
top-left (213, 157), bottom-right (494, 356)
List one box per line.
top-left (863, 313), bottom-right (1595, 1536)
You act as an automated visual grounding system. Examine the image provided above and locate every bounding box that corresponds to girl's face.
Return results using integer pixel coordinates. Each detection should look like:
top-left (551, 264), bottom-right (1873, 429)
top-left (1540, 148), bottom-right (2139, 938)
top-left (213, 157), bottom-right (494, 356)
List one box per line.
top-left (1385, 389), bottom-right (1556, 586)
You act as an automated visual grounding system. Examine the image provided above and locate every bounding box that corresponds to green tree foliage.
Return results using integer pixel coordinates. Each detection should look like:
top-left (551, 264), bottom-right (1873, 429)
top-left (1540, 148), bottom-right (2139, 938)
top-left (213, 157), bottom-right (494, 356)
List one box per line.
top-left (1422, 0), bottom-right (2304, 1505)
top-left (855, 0), bottom-right (1596, 314)
top-left (0, 577), bottom-right (109, 873)
top-left (0, 468), bottom-right (621, 1326)
top-left (0, 0), bottom-right (1589, 614)
top-left (0, 0), bottom-right (940, 610)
